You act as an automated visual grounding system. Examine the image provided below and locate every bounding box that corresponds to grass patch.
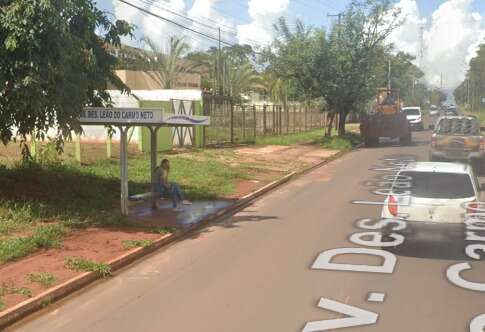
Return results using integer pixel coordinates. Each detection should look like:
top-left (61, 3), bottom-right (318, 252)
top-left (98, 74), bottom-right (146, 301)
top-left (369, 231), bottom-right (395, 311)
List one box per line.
top-left (27, 272), bottom-right (57, 288)
top-left (64, 257), bottom-right (111, 277)
top-left (122, 239), bottom-right (154, 249)
top-left (0, 148), bottom-right (250, 263)
top-left (255, 129), bottom-right (324, 146)
top-left (0, 283), bottom-right (32, 298)
top-left (0, 224), bottom-right (66, 263)
top-left (255, 127), bottom-right (362, 151)
top-left (0, 297), bottom-right (4, 311)
top-left (318, 133), bottom-right (362, 151)
top-left (154, 227), bottom-right (175, 235)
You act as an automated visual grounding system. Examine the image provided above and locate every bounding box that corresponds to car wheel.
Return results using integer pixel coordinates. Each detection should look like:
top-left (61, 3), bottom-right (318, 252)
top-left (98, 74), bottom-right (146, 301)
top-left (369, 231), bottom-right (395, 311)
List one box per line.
top-left (400, 134), bottom-right (411, 146)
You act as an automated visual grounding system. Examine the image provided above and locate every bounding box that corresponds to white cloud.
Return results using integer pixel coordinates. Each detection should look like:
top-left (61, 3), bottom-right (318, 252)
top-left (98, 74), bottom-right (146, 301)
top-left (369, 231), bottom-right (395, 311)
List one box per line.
top-left (237, 0), bottom-right (290, 48)
top-left (388, 0), bottom-right (426, 58)
top-left (187, 0), bottom-right (238, 50)
top-left (390, 0), bottom-right (485, 92)
top-left (112, 0), bottom-right (237, 51)
top-left (423, 0), bottom-right (484, 90)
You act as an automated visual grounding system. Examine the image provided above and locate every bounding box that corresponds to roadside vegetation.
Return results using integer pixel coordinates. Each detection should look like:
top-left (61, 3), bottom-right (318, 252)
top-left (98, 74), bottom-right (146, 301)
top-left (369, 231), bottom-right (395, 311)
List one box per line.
top-left (26, 272), bottom-right (58, 288)
top-left (0, 127), bottom-right (356, 265)
top-left (64, 257), bottom-right (112, 278)
top-left (122, 239), bottom-right (154, 249)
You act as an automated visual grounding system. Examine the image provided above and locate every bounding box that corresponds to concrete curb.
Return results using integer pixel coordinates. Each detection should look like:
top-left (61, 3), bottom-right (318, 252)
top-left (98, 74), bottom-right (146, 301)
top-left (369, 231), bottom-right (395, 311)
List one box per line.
top-left (0, 144), bottom-right (360, 330)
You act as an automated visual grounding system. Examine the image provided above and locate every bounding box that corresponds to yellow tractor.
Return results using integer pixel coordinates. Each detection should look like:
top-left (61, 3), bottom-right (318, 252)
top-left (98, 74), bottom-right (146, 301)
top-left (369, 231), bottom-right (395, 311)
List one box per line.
top-left (360, 88), bottom-right (411, 146)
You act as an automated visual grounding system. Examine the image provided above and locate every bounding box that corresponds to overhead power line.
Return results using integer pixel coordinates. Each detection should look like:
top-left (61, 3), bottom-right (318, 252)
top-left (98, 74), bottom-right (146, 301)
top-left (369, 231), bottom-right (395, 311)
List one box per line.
top-left (138, 0), bottom-right (267, 49)
top-left (138, 0), bottom-right (237, 37)
top-left (117, 0), bottom-right (268, 52)
top-left (117, 0), bottom-right (234, 47)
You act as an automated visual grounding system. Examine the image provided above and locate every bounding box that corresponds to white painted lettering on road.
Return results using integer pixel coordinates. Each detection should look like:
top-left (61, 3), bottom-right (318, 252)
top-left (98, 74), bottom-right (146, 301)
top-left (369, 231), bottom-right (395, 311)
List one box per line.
top-left (312, 247), bottom-right (396, 274)
top-left (470, 314), bottom-right (485, 332)
top-left (302, 298), bottom-right (378, 332)
top-left (357, 218), bottom-right (407, 231)
top-left (447, 263), bottom-right (485, 292)
top-left (350, 231), bottom-right (404, 247)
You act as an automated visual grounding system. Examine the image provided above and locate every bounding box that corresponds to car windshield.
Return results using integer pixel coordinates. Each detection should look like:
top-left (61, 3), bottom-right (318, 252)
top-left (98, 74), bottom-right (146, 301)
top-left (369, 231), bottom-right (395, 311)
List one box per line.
top-left (403, 108), bottom-right (420, 115)
top-left (397, 171), bottom-right (475, 199)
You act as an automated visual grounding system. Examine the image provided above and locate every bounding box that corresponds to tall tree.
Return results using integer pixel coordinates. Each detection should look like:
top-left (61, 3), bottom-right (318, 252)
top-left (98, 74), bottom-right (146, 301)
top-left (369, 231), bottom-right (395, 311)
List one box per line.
top-left (143, 37), bottom-right (200, 89)
top-left (0, 0), bottom-right (133, 147)
top-left (455, 43), bottom-right (485, 112)
top-left (325, 0), bottom-right (402, 136)
top-left (222, 59), bottom-right (262, 102)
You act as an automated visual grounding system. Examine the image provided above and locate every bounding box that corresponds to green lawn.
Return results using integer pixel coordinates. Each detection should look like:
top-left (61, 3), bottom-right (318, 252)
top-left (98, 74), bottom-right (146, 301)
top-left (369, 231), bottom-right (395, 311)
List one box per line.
top-left (255, 128), bottom-right (362, 150)
top-left (0, 125), bottom-right (362, 263)
top-left (255, 129), bottom-right (324, 146)
top-left (0, 150), bottom-right (251, 263)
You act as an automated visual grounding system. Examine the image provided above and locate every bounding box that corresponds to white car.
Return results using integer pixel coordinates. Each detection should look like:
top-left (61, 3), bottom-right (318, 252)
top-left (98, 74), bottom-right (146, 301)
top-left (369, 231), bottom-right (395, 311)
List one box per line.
top-left (402, 107), bottom-right (423, 131)
top-left (381, 162), bottom-right (482, 223)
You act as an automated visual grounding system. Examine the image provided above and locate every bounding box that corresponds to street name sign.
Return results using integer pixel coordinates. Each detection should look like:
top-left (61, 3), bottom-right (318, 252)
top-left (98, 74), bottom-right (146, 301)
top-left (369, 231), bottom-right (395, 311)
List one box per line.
top-left (80, 108), bottom-right (210, 126)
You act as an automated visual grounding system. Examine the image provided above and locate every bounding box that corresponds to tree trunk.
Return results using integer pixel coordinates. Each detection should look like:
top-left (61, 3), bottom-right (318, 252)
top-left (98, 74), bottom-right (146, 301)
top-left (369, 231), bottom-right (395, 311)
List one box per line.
top-left (325, 113), bottom-right (335, 137)
top-left (338, 111), bottom-right (347, 137)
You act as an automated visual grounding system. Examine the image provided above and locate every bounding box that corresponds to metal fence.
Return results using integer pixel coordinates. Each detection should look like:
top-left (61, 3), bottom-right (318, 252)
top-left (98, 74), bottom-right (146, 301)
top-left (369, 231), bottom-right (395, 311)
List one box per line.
top-left (202, 95), bottom-right (326, 146)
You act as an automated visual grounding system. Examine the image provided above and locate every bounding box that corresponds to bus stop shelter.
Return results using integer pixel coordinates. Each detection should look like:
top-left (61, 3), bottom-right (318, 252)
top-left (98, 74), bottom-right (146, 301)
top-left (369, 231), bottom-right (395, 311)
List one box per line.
top-left (79, 107), bottom-right (210, 216)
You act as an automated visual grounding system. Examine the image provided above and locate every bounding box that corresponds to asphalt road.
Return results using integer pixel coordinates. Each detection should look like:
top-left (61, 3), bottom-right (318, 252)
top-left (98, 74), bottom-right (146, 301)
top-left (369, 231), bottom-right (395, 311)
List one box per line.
top-left (10, 130), bottom-right (485, 332)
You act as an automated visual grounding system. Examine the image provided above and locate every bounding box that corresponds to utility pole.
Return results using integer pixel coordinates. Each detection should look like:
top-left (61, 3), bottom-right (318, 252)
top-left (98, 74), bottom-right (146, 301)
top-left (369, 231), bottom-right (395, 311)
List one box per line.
top-left (218, 27), bottom-right (222, 96)
top-left (418, 25), bottom-right (425, 68)
top-left (440, 72), bottom-right (443, 90)
top-left (388, 59), bottom-right (392, 90)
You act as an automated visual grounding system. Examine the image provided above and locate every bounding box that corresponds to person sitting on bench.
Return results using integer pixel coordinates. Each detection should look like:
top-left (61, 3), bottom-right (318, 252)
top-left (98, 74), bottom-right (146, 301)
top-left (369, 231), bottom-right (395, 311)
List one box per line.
top-left (153, 159), bottom-right (191, 210)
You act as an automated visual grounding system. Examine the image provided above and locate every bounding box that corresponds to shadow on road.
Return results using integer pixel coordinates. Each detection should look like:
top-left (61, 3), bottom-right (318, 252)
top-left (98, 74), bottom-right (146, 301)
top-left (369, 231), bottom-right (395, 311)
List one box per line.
top-left (382, 226), bottom-right (485, 261)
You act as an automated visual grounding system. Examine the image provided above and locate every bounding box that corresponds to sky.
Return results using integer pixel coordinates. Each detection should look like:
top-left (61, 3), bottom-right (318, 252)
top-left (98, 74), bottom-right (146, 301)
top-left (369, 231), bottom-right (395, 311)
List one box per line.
top-left (96, 0), bottom-right (485, 91)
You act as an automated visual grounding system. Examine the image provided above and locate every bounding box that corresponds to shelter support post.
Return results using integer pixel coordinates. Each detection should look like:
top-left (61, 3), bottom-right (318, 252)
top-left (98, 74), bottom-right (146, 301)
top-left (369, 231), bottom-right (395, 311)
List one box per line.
top-left (149, 127), bottom-right (160, 191)
top-left (119, 126), bottom-right (129, 216)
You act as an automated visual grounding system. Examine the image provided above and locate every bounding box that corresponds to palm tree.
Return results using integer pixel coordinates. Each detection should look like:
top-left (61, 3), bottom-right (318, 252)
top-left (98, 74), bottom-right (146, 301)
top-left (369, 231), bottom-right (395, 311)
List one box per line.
top-left (222, 59), bottom-right (262, 101)
top-left (143, 37), bottom-right (200, 89)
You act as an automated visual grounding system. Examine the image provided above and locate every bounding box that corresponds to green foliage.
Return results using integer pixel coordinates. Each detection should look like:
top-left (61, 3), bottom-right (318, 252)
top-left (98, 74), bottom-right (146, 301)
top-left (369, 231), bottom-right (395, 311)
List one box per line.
top-left (143, 37), bottom-right (200, 89)
top-left (122, 239), bottom-right (153, 249)
top-left (0, 0), bottom-right (133, 146)
top-left (455, 43), bottom-right (485, 111)
top-left (27, 272), bottom-right (58, 288)
top-left (318, 133), bottom-right (362, 151)
top-left (40, 297), bottom-right (52, 308)
top-left (0, 283), bottom-right (32, 298)
top-left (0, 297), bottom-right (4, 311)
top-left (0, 224), bottom-right (66, 263)
top-left (37, 141), bottom-right (62, 165)
top-left (65, 257), bottom-right (111, 277)
top-left (186, 44), bottom-right (260, 99)
top-left (154, 227), bottom-right (175, 235)
top-left (255, 129), bottom-right (325, 146)
top-left (267, 0), bottom-right (404, 136)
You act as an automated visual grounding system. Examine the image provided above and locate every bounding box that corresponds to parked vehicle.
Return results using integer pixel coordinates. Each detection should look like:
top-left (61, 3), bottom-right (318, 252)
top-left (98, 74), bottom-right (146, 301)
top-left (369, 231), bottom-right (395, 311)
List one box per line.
top-left (381, 162), bottom-right (482, 245)
top-left (402, 107), bottom-right (423, 130)
top-left (430, 116), bottom-right (485, 174)
top-left (360, 88), bottom-right (412, 146)
top-left (381, 162), bottom-right (482, 223)
top-left (428, 105), bottom-right (439, 129)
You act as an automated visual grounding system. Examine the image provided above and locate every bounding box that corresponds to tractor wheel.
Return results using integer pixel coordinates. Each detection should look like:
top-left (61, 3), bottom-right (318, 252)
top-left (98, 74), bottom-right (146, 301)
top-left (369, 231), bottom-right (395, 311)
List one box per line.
top-left (365, 137), bottom-right (377, 147)
top-left (400, 133), bottom-right (411, 146)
